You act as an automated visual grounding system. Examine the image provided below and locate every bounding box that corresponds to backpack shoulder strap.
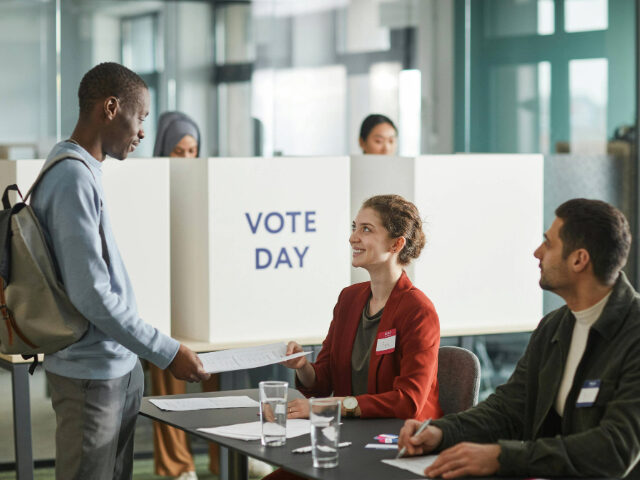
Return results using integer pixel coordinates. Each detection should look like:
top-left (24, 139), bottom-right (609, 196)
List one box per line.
top-left (24, 151), bottom-right (96, 202)
top-left (23, 150), bottom-right (111, 267)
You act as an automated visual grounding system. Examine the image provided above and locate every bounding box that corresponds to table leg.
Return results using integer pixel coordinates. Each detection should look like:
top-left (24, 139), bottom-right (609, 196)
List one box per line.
top-left (220, 446), bottom-right (248, 480)
top-left (12, 362), bottom-right (34, 480)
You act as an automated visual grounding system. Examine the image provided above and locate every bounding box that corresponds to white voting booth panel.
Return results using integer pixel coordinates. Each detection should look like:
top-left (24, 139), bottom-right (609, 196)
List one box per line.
top-left (102, 159), bottom-right (171, 336)
top-left (0, 158), bottom-right (171, 335)
top-left (351, 154), bottom-right (544, 336)
top-left (170, 157), bottom-right (351, 346)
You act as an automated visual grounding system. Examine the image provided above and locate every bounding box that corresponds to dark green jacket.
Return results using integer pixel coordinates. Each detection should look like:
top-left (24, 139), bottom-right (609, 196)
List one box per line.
top-left (433, 272), bottom-right (640, 478)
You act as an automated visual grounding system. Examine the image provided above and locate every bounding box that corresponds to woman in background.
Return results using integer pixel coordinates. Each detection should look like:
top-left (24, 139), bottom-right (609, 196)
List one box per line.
top-left (151, 111), bottom-right (217, 480)
top-left (153, 111), bottom-right (272, 480)
top-left (359, 114), bottom-right (398, 155)
top-left (154, 111), bottom-right (200, 159)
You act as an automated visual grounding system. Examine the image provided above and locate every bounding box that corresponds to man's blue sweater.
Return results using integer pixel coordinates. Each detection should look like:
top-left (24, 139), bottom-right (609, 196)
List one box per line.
top-left (31, 141), bottom-right (179, 379)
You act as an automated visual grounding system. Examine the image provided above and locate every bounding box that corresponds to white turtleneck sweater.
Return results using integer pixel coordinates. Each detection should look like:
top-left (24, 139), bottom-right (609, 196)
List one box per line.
top-left (555, 291), bottom-right (612, 416)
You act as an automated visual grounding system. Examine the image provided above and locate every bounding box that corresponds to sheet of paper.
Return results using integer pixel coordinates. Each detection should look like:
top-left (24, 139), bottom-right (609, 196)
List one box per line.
top-left (198, 419), bottom-right (310, 441)
top-left (382, 455), bottom-right (438, 477)
top-left (149, 396), bottom-right (259, 411)
top-left (198, 342), bottom-right (312, 374)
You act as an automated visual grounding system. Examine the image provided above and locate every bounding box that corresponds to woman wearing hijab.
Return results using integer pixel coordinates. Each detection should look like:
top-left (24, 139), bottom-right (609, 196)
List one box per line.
top-left (151, 112), bottom-right (216, 480)
top-left (152, 111), bottom-right (272, 480)
top-left (154, 111), bottom-right (201, 159)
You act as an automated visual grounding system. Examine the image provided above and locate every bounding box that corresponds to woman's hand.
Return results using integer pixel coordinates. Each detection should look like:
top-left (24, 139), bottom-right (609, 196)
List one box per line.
top-left (281, 341), bottom-right (309, 370)
top-left (281, 341), bottom-right (316, 388)
top-left (286, 398), bottom-right (310, 419)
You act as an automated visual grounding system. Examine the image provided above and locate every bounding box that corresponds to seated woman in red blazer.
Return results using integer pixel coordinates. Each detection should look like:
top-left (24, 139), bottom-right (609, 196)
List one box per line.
top-left (262, 195), bottom-right (443, 479)
top-left (283, 194), bottom-right (443, 422)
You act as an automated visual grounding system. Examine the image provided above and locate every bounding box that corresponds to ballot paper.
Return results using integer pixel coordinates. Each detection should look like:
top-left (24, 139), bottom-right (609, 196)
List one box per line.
top-left (382, 455), bottom-right (439, 477)
top-left (198, 419), bottom-right (311, 441)
top-left (198, 342), bottom-right (312, 374)
top-left (149, 396), bottom-right (259, 411)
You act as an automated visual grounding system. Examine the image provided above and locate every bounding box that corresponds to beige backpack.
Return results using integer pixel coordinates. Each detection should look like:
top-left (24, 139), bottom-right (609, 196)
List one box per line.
top-left (0, 154), bottom-right (107, 357)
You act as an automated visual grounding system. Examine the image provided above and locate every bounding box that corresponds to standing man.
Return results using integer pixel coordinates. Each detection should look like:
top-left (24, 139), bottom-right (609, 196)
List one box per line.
top-left (399, 198), bottom-right (640, 478)
top-left (31, 62), bottom-right (209, 480)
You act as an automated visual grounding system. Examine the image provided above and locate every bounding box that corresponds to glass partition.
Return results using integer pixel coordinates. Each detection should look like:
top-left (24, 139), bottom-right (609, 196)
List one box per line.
top-left (0, 0), bottom-right (56, 158)
top-left (458, 0), bottom-right (637, 310)
top-left (461, 0), bottom-right (634, 156)
top-left (214, 0), bottom-right (453, 156)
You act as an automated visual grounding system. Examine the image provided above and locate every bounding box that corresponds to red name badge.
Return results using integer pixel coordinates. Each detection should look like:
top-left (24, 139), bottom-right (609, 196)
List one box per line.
top-left (375, 329), bottom-right (396, 355)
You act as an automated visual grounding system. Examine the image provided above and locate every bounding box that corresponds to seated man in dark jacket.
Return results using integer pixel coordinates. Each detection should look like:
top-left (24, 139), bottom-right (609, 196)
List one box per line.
top-left (399, 198), bottom-right (640, 479)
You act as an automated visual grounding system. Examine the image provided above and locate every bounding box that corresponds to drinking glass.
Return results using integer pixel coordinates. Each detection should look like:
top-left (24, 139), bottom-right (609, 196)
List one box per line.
top-left (259, 381), bottom-right (288, 446)
top-left (309, 398), bottom-right (341, 468)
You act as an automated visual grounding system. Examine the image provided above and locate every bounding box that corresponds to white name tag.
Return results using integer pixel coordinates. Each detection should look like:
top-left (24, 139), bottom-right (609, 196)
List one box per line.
top-left (576, 380), bottom-right (601, 407)
top-left (376, 329), bottom-right (396, 355)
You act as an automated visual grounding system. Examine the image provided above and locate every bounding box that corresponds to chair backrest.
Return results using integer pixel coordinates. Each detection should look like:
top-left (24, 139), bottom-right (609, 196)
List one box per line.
top-left (437, 346), bottom-right (481, 415)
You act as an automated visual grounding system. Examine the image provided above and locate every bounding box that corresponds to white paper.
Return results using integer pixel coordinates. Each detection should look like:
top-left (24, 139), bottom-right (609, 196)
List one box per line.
top-left (198, 342), bottom-right (312, 374)
top-left (382, 455), bottom-right (439, 477)
top-left (197, 419), bottom-right (311, 441)
top-left (149, 396), bottom-right (259, 411)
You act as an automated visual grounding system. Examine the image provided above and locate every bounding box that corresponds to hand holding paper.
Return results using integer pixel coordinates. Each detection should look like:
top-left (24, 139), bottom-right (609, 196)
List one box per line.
top-left (197, 342), bottom-right (312, 374)
top-left (281, 341), bottom-right (309, 369)
top-left (170, 344), bottom-right (211, 382)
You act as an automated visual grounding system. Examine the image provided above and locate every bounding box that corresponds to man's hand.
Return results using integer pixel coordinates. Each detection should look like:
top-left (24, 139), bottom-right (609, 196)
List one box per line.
top-left (398, 419), bottom-right (443, 456)
top-left (280, 341), bottom-right (308, 369)
top-left (425, 443), bottom-right (500, 479)
top-left (168, 344), bottom-right (210, 382)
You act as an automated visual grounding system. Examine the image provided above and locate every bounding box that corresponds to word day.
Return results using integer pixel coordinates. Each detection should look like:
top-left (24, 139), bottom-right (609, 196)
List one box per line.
top-left (245, 210), bottom-right (316, 270)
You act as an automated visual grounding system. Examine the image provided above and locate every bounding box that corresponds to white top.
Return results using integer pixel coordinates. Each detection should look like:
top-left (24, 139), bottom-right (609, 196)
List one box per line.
top-left (555, 291), bottom-right (612, 416)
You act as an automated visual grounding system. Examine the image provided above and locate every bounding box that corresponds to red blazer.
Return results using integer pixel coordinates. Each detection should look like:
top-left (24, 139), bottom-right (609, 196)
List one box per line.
top-left (297, 271), bottom-right (443, 421)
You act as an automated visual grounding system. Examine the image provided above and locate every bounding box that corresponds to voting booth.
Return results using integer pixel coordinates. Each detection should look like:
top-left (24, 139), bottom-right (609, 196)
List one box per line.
top-left (351, 154), bottom-right (544, 336)
top-left (1, 154), bottom-right (542, 345)
top-left (170, 156), bottom-right (351, 346)
top-left (0, 158), bottom-right (172, 335)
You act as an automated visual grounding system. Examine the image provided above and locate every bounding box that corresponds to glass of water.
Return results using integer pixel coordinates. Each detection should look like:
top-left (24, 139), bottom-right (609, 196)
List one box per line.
top-left (309, 398), bottom-right (341, 468)
top-left (259, 381), bottom-right (288, 447)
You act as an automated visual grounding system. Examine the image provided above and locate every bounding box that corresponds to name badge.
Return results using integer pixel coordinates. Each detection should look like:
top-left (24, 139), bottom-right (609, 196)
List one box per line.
top-left (576, 379), bottom-right (601, 407)
top-left (376, 329), bottom-right (396, 355)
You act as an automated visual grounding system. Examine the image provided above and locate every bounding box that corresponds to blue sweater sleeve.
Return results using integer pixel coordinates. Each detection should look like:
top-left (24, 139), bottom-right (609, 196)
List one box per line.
top-left (39, 160), bottom-right (179, 369)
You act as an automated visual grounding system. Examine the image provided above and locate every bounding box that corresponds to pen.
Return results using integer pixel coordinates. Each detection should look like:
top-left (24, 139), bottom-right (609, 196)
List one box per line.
top-left (292, 441), bottom-right (352, 453)
top-left (396, 418), bottom-right (431, 459)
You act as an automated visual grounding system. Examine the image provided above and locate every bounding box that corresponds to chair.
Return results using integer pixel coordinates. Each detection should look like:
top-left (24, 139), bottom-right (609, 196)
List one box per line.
top-left (437, 346), bottom-right (481, 415)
